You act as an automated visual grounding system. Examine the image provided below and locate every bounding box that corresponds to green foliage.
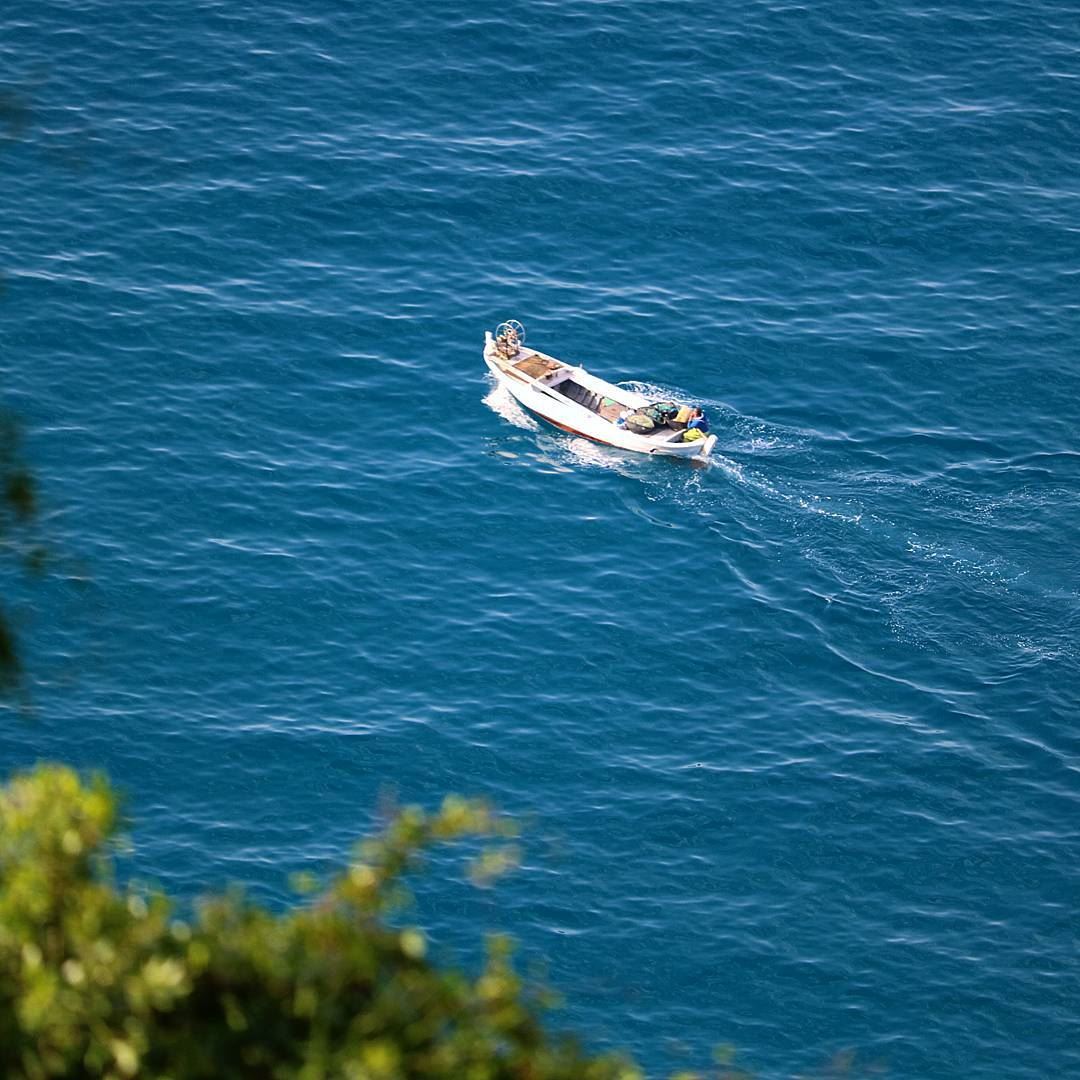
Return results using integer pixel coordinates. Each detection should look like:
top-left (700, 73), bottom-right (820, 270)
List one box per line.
top-left (0, 765), bottom-right (643, 1080)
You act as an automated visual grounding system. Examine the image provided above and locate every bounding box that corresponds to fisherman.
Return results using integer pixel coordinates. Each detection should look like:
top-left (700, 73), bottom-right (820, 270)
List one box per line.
top-left (680, 407), bottom-right (710, 442)
top-left (671, 404), bottom-right (708, 430)
top-left (687, 407), bottom-right (709, 433)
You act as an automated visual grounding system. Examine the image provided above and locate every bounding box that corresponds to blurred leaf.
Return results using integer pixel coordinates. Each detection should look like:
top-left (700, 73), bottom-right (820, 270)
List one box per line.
top-left (0, 764), bottom-right (645, 1079)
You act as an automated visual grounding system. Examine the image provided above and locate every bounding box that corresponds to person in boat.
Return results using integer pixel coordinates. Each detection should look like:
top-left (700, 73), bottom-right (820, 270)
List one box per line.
top-left (679, 407), bottom-right (710, 442)
top-left (688, 407), bottom-right (709, 433)
top-left (669, 405), bottom-right (709, 431)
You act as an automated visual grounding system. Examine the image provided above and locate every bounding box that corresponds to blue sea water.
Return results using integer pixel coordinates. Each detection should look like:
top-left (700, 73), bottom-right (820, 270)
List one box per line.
top-left (2, 1), bottom-right (1079, 1075)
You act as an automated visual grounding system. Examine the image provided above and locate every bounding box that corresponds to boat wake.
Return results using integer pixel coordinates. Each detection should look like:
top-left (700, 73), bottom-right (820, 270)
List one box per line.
top-left (481, 381), bottom-right (540, 432)
top-left (484, 375), bottom-right (860, 522)
top-left (482, 377), bottom-right (1071, 658)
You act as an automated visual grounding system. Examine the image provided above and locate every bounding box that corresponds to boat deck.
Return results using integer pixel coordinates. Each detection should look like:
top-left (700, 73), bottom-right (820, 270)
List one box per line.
top-left (513, 353), bottom-right (563, 380)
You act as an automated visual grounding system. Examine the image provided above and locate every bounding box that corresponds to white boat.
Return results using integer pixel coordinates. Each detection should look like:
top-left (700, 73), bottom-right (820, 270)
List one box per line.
top-left (483, 321), bottom-right (718, 461)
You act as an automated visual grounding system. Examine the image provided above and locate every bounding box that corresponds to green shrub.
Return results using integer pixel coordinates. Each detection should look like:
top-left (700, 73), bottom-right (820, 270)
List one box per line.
top-left (0, 764), bottom-right (644, 1080)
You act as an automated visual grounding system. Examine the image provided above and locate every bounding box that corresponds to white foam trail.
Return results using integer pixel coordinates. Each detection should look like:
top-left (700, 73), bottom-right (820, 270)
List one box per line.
top-left (699, 453), bottom-right (864, 524)
top-left (481, 379), bottom-right (539, 431)
top-left (482, 379), bottom-right (860, 523)
top-left (480, 382), bottom-right (1051, 659)
top-left (485, 381), bottom-right (1062, 659)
